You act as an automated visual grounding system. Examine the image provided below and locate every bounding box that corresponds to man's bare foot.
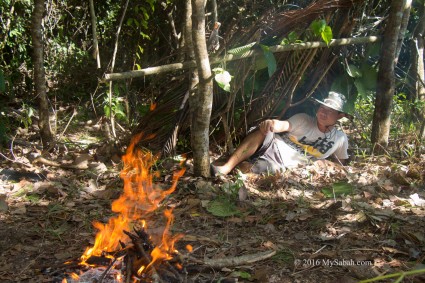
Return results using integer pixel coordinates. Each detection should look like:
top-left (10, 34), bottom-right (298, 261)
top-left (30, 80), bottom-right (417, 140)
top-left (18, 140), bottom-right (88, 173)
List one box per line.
top-left (210, 164), bottom-right (229, 176)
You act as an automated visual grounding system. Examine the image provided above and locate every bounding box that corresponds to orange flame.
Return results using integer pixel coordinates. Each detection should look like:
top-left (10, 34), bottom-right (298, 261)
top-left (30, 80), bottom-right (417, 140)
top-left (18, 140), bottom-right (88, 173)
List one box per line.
top-left (81, 133), bottom-right (185, 275)
top-left (150, 102), bottom-right (157, 111)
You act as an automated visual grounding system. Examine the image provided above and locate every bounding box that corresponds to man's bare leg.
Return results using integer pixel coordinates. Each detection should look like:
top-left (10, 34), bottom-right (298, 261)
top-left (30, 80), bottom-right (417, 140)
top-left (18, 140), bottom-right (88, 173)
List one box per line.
top-left (213, 130), bottom-right (266, 175)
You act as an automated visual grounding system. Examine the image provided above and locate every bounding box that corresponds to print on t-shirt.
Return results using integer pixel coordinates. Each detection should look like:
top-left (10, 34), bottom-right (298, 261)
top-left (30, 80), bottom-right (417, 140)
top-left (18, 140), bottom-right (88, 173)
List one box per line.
top-left (281, 133), bottom-right (335, 158)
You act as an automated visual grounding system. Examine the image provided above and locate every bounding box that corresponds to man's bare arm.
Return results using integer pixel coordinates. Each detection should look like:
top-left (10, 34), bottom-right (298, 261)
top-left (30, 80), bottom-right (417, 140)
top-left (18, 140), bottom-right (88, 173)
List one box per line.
top-left (259, 119), bottom-right (291, 135)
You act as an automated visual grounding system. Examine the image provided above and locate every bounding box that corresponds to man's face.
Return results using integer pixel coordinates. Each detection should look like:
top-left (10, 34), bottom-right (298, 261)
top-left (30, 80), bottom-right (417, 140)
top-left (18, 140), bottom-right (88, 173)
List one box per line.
top-left (316, 105), bottom-right (344, 126)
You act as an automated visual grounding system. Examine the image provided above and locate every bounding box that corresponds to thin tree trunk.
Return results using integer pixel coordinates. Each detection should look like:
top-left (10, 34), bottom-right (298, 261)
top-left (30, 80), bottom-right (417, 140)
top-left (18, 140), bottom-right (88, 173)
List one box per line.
top-left (190, 0), bottom-right (213, 177)
top-left (395, 0), bottom-right (411, 60)
top-left (89, 0), bottom-right (101, 69)
top-left (211, 0), bottom-right (218, 25)
top-left (410, 1), bottom-right (425, 139)
top-left (162, 2), bottom-right (179, 50)
top-left (371, 0), bottom-right (405, 151)
top-left (108, 0), bottom-right (129, 139)
top-left (31, 0), bottom-right (53, 148)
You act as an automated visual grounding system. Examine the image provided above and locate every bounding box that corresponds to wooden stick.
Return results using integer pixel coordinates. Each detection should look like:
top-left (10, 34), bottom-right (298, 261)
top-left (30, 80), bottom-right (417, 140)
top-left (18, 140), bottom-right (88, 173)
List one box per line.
top-left (32, 156), bottom-right (88, 169)
top-left (194, 250), bottom-right (276, 268)
top-left (104, 36), bottom-right (380, 81)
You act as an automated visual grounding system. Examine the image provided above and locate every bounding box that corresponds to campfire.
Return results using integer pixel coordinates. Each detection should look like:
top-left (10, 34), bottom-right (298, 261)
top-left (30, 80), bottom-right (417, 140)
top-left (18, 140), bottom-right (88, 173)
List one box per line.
top-left (64, 133), bottom-right (186, 282)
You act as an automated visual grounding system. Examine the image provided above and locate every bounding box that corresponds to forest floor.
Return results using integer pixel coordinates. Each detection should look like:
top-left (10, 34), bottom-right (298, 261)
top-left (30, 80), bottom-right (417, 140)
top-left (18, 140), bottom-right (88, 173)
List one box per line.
top-left (1, 120), bottom-right (425, 283)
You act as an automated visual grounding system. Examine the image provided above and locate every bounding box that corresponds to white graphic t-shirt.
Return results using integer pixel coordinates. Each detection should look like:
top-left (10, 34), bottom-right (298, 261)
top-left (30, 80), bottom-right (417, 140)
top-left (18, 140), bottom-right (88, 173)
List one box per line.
top-left (273, 113), bottom-right (349, 169)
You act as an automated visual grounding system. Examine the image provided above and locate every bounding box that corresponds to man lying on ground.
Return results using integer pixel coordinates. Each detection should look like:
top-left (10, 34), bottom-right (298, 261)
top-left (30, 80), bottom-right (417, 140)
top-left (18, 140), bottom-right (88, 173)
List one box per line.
top-left (211, 91), bottom-right (351, 176)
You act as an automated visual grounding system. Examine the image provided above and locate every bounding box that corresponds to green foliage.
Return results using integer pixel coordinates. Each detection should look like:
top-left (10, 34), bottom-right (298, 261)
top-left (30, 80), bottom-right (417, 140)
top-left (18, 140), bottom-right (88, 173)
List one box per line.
top-left (206, 196), bottom-right (240, 217)
top-left (353, 64), bottom-right (378, 99)
top-left (346, 64), bottom-right (362, 78)
top-left (390, 92), bottom-right (424, 135)
top-left (331, 56), bottom-right (379, 117)
top-left (309, 19), bottom-right (333, 44)
top-left (104, 84), bottom-right (128, 123)
top-left (358, 268), bottom-right (425, 283)
top-left (206, 173), bottom-right (245, 217)
top-left (321, 182), bottom-right (354, 198)
top-left (260, 44), bottom-right (277, 77)
top-left (353, 90), bottom-right (424, 149)
top-left (0, 69), bottom-right (5, 93)
top-left (0, 0), bottom-right (32, 91)
top-left (104, 96), bottom-right (127, 123)
top-left (19, 103), bottom-right (34, 129)
top-left (126, 0), bottom-right (157, 62)
top-left (228, 270), bottom-right (251, 280)
top-left (280, 31), bottom-right (303, 45)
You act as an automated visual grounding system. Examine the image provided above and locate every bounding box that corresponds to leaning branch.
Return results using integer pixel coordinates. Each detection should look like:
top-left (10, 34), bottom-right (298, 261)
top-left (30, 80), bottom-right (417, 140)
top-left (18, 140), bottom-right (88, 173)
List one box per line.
top-left (104, 36), bottom-right (380, 81)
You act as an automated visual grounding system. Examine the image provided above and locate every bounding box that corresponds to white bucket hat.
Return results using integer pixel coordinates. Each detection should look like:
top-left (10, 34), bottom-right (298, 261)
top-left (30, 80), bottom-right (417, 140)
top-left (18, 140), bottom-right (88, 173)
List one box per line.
top-left (314, 91), bottom-right (352, 119)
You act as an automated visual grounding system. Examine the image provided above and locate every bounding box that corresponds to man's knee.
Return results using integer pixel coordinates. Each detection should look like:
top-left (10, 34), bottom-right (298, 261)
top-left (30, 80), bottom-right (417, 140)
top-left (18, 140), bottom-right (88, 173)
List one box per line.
top-left (246, 129), bottom-right (267, 145)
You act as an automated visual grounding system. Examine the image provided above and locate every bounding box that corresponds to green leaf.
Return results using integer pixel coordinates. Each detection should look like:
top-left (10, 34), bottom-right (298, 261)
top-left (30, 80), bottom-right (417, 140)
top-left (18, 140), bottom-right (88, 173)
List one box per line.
top-left (359, 64), bottom-right (378, 90)
top-left (104, 105), bottom-right (111, 117)
top-left (113, 84), bottom-right (121, 95)
top-left (261, 45), bottom-right (277, 77)
top-left (140, 32), bottom-right (150, 40)
top-left (354, 79), bottom-right (368, 98)
top-left (321, 182), bottom-right (354, 198)
top-left (321, 25), bottom-right (333, 45)
top-left (133, 18), bottom-right (140, 28)
top-left (310, 19), bottom-right (326, 36)
top-left (206, 198), bottom-right (239, 217)
top-left (254, 56), bottom-right (268, 70)
top-left (287, 31), bottom-right (298, 43)
top-left (230, 271), bottom-right (251, 279)
top-left (141, 7), bottom-right (149, 20)
top-left (280, 38), bottom-right (290, 45)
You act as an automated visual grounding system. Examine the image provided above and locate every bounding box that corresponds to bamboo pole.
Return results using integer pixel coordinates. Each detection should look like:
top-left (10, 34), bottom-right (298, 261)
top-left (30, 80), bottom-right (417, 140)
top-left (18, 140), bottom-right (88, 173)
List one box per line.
top-left (104, 36), bottom-right (380, 81)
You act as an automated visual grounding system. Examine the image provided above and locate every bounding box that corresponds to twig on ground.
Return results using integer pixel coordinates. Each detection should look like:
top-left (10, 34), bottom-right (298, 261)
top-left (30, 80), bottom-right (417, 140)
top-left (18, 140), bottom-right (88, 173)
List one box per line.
top-left (58, 107), bottom-right (77, 141)
top-left (32, 156), bottom-right (88, 169)
top-left (0, 152), bottom-right (32, 168)
top-left (188, 250), bottom-right (276, 268)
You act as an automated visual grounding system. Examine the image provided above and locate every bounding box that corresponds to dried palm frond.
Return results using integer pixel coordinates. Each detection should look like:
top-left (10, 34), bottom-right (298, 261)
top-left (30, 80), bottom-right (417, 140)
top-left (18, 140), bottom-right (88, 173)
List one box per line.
top-left (133, 0), bottom-right (366, 155)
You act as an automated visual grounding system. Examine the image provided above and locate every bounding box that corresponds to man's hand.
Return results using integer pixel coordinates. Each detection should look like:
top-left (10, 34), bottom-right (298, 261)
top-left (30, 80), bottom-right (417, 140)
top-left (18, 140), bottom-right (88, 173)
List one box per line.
top-left (259, 120), bottom-right (275, 135)
top-left (259, 119), bottom-right (291, 135)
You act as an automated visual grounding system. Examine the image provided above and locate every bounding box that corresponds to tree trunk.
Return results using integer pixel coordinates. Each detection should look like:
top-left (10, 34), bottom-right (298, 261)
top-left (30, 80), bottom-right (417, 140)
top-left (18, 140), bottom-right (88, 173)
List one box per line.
top-left (211, 0), bottom-right (218, 25)
top-left (410, 1), bottom-right (425, 139)
top-left (395, 0), bottom-right (411, 60)
top-left (371, 0), bottom-right (405, 151)
top-left (31, 0), bottom-right (53, 148)
top-left (89, 0), bottom-right (101, 69)
top-left (190, 0), bottom-right (213, 177)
